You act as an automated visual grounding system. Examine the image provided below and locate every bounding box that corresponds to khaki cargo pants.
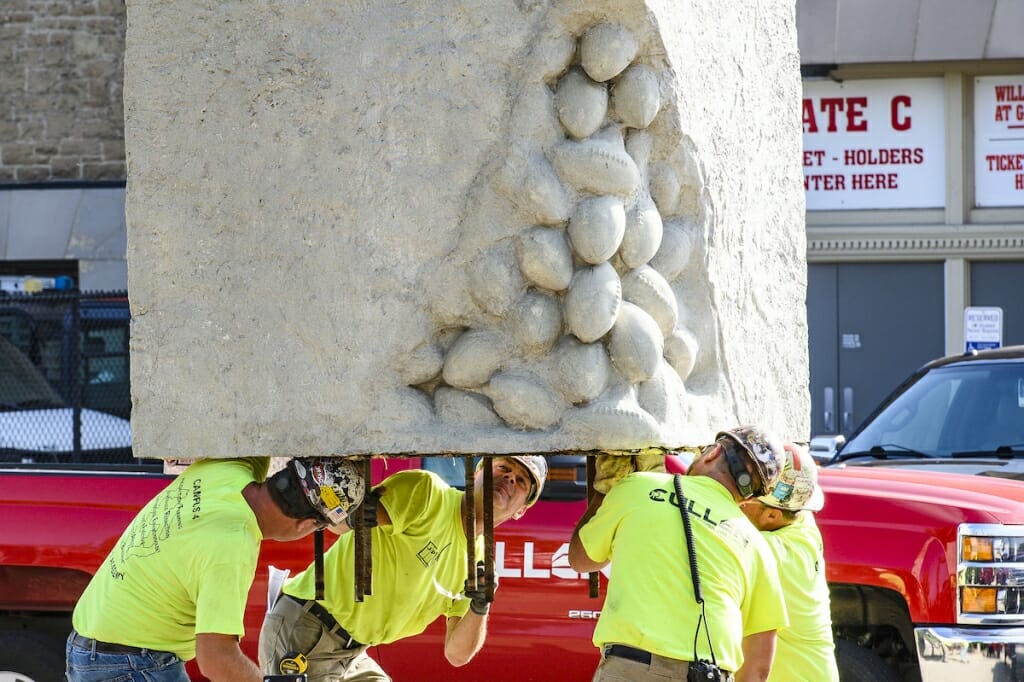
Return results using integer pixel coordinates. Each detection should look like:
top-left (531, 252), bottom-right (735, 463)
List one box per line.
top-left (259, 594), bottom-right (389, 682)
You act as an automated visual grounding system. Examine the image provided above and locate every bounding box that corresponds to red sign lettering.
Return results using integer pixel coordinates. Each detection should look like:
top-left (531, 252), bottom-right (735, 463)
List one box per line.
top-left (803, 150), bottom-right (826, 167)
top-left (891, 95), bottom-right (911, 131)
top-left (851, 173), bottom-right (898, 190)
top-left (995, 84), bottom-right (1024, 102)
top-left (804, 174), bottom-right (845, 191)
top-left (985, 154), bottom-right (1024, 171)
top-left (802, 95), bottom-right (914, 133)
top-left (846, 97), bottom-right (868, 132)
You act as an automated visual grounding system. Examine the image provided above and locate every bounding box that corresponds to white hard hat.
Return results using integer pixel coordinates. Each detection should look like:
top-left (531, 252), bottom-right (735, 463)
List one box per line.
top-left (291, 458), bottom-right (365, 525)
top-left (477, 455), bottom-right (548, 507)
top-left (507, 455), bottom-right (547, 507)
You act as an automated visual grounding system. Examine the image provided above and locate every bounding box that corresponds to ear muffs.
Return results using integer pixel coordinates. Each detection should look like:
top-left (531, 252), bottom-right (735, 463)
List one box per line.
top-left (268, 465), bottom-right (320, 521)
top-left (722, 441), bottom-right (757, 499)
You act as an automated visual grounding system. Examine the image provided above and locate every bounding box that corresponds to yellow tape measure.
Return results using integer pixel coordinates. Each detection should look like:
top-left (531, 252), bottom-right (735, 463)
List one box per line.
top-left (279, 651), bottom-right (308, 674)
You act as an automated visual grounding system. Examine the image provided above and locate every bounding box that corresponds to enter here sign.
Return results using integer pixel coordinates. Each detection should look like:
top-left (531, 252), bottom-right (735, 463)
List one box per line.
top-left (802, 78), bottom-right (946, 210)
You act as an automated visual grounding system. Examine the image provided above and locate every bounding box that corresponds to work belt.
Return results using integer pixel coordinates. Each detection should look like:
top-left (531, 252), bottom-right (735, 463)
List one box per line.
top-left (284, 593), bottom-right (363, 649)
top-left (604, 644), bottom-right (734, 681)
top-left (70, 631), bottom-right (160, 656)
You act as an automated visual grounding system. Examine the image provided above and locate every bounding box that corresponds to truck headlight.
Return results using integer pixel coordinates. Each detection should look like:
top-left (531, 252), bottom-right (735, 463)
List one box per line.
top-left (962, 535), bottom-right (994, 561)
top-left (959, 524), bottom-right (1024, 622)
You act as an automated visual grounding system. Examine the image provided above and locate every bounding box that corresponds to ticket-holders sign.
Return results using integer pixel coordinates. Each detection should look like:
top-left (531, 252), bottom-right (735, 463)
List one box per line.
top-left (975, 75), bottom-right (1024, 207)
top-left (964, 306), bottom-right (1003, 353)
top-left (802, 78), bottom-right (946, 210)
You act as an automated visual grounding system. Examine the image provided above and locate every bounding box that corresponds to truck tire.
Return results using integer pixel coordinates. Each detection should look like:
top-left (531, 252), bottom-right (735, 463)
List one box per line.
top-left (836, 638), bottom-right (900, 682)
top-left (0, 631), bottom-right (66, 682)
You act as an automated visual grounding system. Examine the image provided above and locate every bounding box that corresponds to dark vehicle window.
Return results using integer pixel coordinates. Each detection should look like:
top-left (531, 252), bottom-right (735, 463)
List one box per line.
top-left (843, 362), bottom-right (1024, 457)
top-left (0, 335), bottom-right (64, 407)
top-left (0, 293), bottom-right (139, 469)
top-left (0, 296), bottom-right (131, 420)
top-left (74, 309), bottom-right (132, 419)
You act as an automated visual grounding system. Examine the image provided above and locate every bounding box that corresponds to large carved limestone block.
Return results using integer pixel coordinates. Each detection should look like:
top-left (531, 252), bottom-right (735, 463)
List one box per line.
top-left (124, 0), bottom-right (808, 458)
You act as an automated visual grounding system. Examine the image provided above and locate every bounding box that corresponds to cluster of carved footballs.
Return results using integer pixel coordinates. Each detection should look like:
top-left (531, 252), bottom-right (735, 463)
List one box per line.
top-left (433, 22), bottom-right (700, 444)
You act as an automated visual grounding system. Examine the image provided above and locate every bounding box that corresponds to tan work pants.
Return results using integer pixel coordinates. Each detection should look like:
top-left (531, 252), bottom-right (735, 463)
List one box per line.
top-left (259, 594), bottom-right (389, 682)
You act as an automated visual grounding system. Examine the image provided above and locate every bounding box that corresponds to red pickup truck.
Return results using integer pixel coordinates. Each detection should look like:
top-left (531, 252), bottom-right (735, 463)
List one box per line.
top-left (3, 450), bottom-right (1024, 682)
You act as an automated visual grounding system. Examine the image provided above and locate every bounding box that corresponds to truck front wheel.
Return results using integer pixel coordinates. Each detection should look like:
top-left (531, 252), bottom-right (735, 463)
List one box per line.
top-left (836, 638), bottom-right (900, 682)
top-left (0, 631), bottom-right (66, 682)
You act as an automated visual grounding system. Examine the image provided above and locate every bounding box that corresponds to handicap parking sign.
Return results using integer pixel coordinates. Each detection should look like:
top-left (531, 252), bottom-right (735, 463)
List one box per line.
top-left (964, 307), bottom-right (1003, 352)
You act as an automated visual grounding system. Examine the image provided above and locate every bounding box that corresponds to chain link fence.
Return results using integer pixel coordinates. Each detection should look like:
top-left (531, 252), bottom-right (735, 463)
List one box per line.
top-left (0, 291), bottom-right (156, 469)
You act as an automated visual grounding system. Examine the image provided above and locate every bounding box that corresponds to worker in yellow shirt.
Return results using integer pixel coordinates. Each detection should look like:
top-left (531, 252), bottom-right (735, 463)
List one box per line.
top-left (739, 443), bottom-right (840, 682)
top-left (70, 457), bottom-right (366, 682)
top-left (570, 426), bottom-right (790, 682)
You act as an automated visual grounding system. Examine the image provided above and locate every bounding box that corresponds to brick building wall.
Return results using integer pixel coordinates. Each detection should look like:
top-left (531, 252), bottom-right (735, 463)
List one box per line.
top-left (0, 0), bottom-right (126, 183)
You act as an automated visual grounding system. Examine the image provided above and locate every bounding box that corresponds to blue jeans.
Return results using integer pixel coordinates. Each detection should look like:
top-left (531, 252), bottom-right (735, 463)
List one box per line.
top-left (66, 633), bottom-right (189, 682)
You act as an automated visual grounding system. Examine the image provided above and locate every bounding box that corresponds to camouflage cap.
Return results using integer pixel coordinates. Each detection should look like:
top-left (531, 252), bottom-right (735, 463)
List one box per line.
top-left (716, 425), bottom-right (786, 495)
top-left (758, 443), bottom-right (825, 512)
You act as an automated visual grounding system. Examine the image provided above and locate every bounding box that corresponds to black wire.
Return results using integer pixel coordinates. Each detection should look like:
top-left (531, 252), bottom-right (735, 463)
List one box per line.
top-left (673, 474), bottom-right (717, 667)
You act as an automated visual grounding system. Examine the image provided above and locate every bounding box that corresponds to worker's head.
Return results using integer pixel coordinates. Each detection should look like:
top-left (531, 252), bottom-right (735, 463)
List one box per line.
top-left (268, 457), bottom-right (365, 529)
top-left (741, 442), bottom-right (823, 530)
top-left (507, 454), bottom-right (548, 507)
top-left (758, 442), bottom-right (823, 511)
top-left (706, 426), bottom-right (785, 500)
top-left (475, 455), bottom-right (548, 522)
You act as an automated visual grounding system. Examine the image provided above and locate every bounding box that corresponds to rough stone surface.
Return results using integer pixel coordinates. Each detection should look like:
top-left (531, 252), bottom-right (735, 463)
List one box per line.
top-left (124, 0), bottom-right (809, 458)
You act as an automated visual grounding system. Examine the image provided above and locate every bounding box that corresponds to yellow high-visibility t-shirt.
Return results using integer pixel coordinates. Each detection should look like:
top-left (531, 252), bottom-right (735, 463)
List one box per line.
top-left (73, 458), bottom-right (269, 660)
top-left (579, 472), bottom-right (788, 673)
top-left (764, 513), bottom-right (840, 682)
top-left (285, 469), bottom-right (483, 645)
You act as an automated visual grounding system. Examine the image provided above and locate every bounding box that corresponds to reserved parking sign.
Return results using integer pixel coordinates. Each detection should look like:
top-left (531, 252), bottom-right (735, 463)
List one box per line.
top-left (964, 306), bottom-right (1003, 352)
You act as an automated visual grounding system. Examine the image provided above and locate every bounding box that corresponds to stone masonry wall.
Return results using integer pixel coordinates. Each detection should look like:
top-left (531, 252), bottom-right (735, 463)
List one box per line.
top-left (0, 0), bottom-right (126, 183)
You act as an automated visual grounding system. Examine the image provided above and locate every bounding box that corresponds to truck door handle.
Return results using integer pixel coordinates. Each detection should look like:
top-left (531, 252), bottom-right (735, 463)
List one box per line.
top-left (842, 387), bottom-right (854, 433)
top-left (823, 386), bottom-right (835, 433)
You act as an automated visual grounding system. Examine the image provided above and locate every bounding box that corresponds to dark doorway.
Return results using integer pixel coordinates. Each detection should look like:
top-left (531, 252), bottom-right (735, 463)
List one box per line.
top-left (807, 262), bottom-right (945, 438)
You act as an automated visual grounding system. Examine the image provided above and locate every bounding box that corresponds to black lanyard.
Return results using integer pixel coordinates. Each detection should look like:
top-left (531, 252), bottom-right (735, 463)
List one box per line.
top-left (673, 474), bottom-right (718, 669)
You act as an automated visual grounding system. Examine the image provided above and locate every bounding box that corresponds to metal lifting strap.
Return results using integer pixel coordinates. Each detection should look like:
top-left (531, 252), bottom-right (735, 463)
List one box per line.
top-left (586, 455), bottom-right (599, 599)
top-left (314, 529), bottom-right (325, 600)
top-left (353, 457), bottom-right (372, 602)
top-left (482, 457), bottom-right (494, 601)
top-left (464, 457), bottom-right (476, 591)
top-left (463, 455), bottom-right (496, 598)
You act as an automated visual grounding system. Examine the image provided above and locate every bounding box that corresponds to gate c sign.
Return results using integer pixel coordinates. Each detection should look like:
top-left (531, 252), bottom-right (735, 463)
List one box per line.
top-left (964, 306), bottom-right (1003, 353)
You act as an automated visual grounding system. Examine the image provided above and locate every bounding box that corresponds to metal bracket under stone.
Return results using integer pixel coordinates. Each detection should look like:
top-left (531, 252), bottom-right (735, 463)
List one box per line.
top-left (354, 457), bottom-right (372, 602)
top-left (464, 456), bottom-right (495, 601)
top-left (586, 455), bottom-right (599, 599)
